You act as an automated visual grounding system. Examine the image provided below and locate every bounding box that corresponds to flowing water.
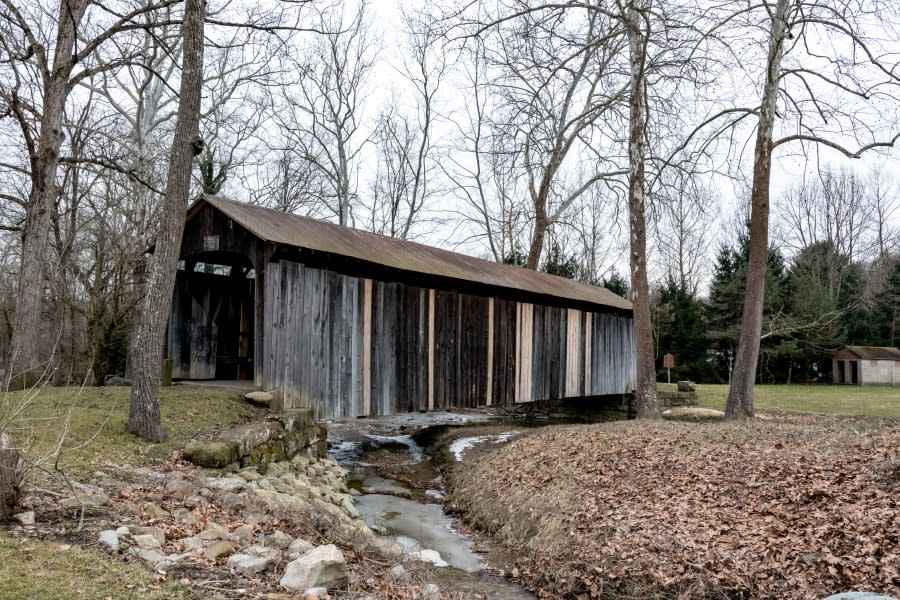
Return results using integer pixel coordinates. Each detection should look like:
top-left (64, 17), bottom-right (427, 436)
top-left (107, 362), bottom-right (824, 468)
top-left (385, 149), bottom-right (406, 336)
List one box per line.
top-left (329, 423), bottom-right (536, 600)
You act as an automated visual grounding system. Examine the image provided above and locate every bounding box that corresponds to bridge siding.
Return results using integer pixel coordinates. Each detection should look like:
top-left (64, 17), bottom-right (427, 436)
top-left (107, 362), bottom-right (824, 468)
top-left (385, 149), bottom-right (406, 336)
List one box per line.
top-left (264, 260), bottom-right (636, 418)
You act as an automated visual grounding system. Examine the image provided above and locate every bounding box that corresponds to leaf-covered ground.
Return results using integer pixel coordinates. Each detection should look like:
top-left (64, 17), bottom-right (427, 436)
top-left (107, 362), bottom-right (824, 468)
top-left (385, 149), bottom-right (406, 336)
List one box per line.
top-left (447, 417), bottom-right (900, 599)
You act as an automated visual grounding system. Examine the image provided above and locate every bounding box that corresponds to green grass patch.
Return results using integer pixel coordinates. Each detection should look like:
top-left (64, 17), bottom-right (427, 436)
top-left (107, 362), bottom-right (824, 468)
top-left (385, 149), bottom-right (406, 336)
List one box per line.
top-left (0, 533), bottom-right (187, 599)
top-left (658, 383), bottom-right (900, 418)
top-left (1, 385), bottom-right (262, 475)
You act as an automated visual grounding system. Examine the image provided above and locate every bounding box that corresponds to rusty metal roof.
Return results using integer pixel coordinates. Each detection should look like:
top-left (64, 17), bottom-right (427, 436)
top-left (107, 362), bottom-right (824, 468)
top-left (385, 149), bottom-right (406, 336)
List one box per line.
top-left (840, 346), bottom-right (900, 360)
top-left (194, 195), bottom-right (632, 312)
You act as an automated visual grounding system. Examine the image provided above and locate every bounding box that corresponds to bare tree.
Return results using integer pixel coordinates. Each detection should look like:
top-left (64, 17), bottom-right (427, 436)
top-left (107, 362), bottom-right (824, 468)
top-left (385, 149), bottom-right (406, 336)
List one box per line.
top-left (366, 12), bottom-right (446, 239)
top-left (0, 0), bottom-right (183, 386)
top-left (654, 175), bottom-right (714, 295)
top-left (272, 2), bottom-right (376, 226)
top-left (442, 37), bottom-right (528, 262)
top-left (703, 0), bottom-right (900, 419)
top-left (864, 167), bottom-right (900, 293)
top-left (485, 5), bottom-right (627, 269)
top-left (127, 0), bottom-right (206, 441)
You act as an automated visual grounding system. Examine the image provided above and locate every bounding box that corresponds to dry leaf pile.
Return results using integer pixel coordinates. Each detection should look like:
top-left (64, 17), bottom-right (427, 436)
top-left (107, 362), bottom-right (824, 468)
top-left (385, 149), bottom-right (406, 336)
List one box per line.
top-left (448, 418), bottom-right (900, 599)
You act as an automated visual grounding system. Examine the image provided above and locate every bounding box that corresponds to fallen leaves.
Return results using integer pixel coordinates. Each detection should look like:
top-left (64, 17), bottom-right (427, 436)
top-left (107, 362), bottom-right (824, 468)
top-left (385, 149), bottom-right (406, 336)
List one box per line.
top-left (448, 417), bottom-right (900, 599)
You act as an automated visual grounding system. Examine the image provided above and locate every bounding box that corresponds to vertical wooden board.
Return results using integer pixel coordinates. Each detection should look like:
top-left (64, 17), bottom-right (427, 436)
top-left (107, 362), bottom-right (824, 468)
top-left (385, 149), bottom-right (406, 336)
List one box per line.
top-left (396, 286), bottom-right (407, 412)
top-left (491, 299), bottom-right (503, 405)
top-left (274, 263), bottom-right (285, 396)
top-left (277, 263), bottom-right (288, 407)
top-left (262, 267), bottom-right (272, 387)
top-left (268, 264), bottom-right (281, 396)
top-left (254, 263), bottom-right (265, 387)
top-left (584, 312), bottom-right (592, 395)
top-left (289, 263), bottom-right (301, 410)
top-left (385, 282), bottom-right (399, 415)
top-left (565, 308), bottom-right (580, 397)
top-left (318, 270), bottom-right (330, 418)
top-left (341, 274), bottom-right (355, 418)
top-left (283, 262), bottom-right (296, 410)
top-left (502, 299), bottom-right (517, 405)
top-left (416, 288), bottom-right (427, 411)
top-left (455, 294), bottom-right (462, 407)
top-left (557, 307), bottom-right (567, 399)
top-left (486, 298), bottom-right (494, 405)
top-left (325, 271), bottom-right (339, 418)
top-left (292, 262), bottom-right (305, 410)
top-left (362, 278), bottom-right (372, 416)
top-left (516, 303), bottom-right (534, 403)
top-left (370, 281), bottom-right (381, 415)
top-left (299, 263), bottom-right (313, 411)
top-left (280, 262), bottom-right (293, 408)
top-left (532, 305), bottom-right (546, 401)
top-left (435, 290), bottom-right (456, 409)
top-left (350, 276), bottom-right (363, 417)
top-left (427, 289), bottom-right (435, 410)
top-left (515, 303), bottom-right (522, 403)
top-left (503, 299), bottom-right (517, 405)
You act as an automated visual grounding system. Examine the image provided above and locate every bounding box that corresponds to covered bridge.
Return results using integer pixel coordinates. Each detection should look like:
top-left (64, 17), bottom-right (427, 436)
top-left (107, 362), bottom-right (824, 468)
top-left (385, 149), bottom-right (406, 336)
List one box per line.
top-left (169, 194), bottom-right (636, 418)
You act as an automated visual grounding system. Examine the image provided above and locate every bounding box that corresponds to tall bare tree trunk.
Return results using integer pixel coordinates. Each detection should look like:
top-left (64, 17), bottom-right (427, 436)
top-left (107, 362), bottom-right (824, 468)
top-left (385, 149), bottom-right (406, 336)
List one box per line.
top-left (127, 0), bottom-right (206, 441)
top-left (7, 0), bottom-right (87, 387)
top-left (0, 433), bottom-right (22, 518)
top-left (725, 0), bottom-right (790, 420)
top-left (525, 194), bottom-right (550, 270)
top-left (625, 0), bottom-right (659, 419)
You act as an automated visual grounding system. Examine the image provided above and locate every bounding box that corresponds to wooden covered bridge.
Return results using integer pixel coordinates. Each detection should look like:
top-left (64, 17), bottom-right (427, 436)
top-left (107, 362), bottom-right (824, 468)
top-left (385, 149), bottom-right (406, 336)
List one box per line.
top-left (168, 195), bottom-right (636, 418)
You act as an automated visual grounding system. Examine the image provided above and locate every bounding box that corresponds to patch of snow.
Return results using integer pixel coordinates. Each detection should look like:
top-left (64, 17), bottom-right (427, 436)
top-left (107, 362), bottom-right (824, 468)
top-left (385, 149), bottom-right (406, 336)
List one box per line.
top-left (449, 431), bottom-right (521, 461)
top-left (411, 548), bottom-right (449, 568)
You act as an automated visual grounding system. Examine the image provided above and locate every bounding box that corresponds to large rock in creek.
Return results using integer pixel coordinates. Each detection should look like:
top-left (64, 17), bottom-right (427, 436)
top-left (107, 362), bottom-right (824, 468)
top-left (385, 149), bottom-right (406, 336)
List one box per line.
top-left (279, 544), bottom-right (347, 592)
top-left (182, 410), bottom-right (327, 468)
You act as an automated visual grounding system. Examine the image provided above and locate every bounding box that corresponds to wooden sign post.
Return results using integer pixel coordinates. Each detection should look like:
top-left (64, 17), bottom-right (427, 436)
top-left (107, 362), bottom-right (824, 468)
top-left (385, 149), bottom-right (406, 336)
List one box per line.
top-left (663, 353), bottom-right (675, 384)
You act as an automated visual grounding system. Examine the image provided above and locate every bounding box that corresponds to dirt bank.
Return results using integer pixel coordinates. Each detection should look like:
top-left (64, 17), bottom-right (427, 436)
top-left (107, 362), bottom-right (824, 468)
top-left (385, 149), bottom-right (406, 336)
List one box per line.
top-left (443, 417), bottom-right (900, 599)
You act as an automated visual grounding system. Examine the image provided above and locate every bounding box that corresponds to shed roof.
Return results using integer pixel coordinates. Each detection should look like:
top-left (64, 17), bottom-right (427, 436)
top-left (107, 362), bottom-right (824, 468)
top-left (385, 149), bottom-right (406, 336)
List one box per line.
top-left (191, 195), bottom-right (632, 312)
top-left (838, 346), bottom-right (900, 360)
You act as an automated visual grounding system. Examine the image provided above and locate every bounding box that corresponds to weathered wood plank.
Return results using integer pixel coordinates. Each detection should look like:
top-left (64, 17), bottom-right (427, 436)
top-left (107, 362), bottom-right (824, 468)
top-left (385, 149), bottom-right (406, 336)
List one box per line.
top-left (427, 289), bottom-right (435, 410)
top-left (565, 308), bottom-right (580, 397)
top-left (486, 298), bottom-right (494, 406)
top-left (362, 278), bottom-right (372, 416)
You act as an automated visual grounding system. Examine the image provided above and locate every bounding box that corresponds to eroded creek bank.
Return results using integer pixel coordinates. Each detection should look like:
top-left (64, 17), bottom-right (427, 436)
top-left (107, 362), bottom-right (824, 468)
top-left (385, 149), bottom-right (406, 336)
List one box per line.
top-left (328, 412), bottom-right (536, 600)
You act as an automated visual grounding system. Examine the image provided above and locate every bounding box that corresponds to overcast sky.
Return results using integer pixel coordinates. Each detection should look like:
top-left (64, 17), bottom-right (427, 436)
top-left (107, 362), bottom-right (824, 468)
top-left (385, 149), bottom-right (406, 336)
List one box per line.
top-left (271, 0), bottom-right (900, 292)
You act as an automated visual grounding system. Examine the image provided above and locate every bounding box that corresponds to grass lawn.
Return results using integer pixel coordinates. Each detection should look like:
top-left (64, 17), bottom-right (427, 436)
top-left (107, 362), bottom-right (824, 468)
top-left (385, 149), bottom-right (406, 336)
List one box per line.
top-left (659, 383), bottom-right (900, 418)
top-left (0, 384), bottom-right (263, 476)
top-left (0, 385), bottom-right (263, 600)
top-left (0, 534), bottom-right (187, 600)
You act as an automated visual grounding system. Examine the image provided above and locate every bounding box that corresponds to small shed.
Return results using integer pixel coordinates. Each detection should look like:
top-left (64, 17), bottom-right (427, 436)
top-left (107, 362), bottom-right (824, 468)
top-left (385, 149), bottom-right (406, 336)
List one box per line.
top-left (168, 194), bottom-right (636, 417)
top-left (832, 346), bottom-right (900, 386)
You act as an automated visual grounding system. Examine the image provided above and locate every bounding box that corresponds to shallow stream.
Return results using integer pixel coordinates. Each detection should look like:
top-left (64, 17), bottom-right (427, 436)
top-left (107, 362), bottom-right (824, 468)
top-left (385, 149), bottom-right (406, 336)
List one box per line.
top-left (329, 422), bottom-right (536, 600)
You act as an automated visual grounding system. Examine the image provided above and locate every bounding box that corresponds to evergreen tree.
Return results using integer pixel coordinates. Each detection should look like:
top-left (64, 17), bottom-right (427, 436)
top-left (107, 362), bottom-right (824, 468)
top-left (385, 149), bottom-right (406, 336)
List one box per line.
top-left (784, 241), bottom-right (868, 381)
top-left (872, 260), bottom-right (900, 347)
top-left (540, 243), bottom-right (580, 279)
top-left (600, 270), bottom-right (630, 298)
top-left (654, 281), bottom-right (712, 382)
top-left (706, 232), bottom-right (789, 383)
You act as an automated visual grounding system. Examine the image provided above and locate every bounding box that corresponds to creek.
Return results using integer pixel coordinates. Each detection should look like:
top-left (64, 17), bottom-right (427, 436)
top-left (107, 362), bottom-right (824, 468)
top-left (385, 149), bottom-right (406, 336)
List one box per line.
top-left (328, 418), bottom-right (537, 600)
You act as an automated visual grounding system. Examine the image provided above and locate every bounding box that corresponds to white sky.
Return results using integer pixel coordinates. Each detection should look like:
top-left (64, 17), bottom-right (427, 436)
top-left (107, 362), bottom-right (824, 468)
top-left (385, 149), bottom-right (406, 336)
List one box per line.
top-left (300, 1), bottom-right (900, 292)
